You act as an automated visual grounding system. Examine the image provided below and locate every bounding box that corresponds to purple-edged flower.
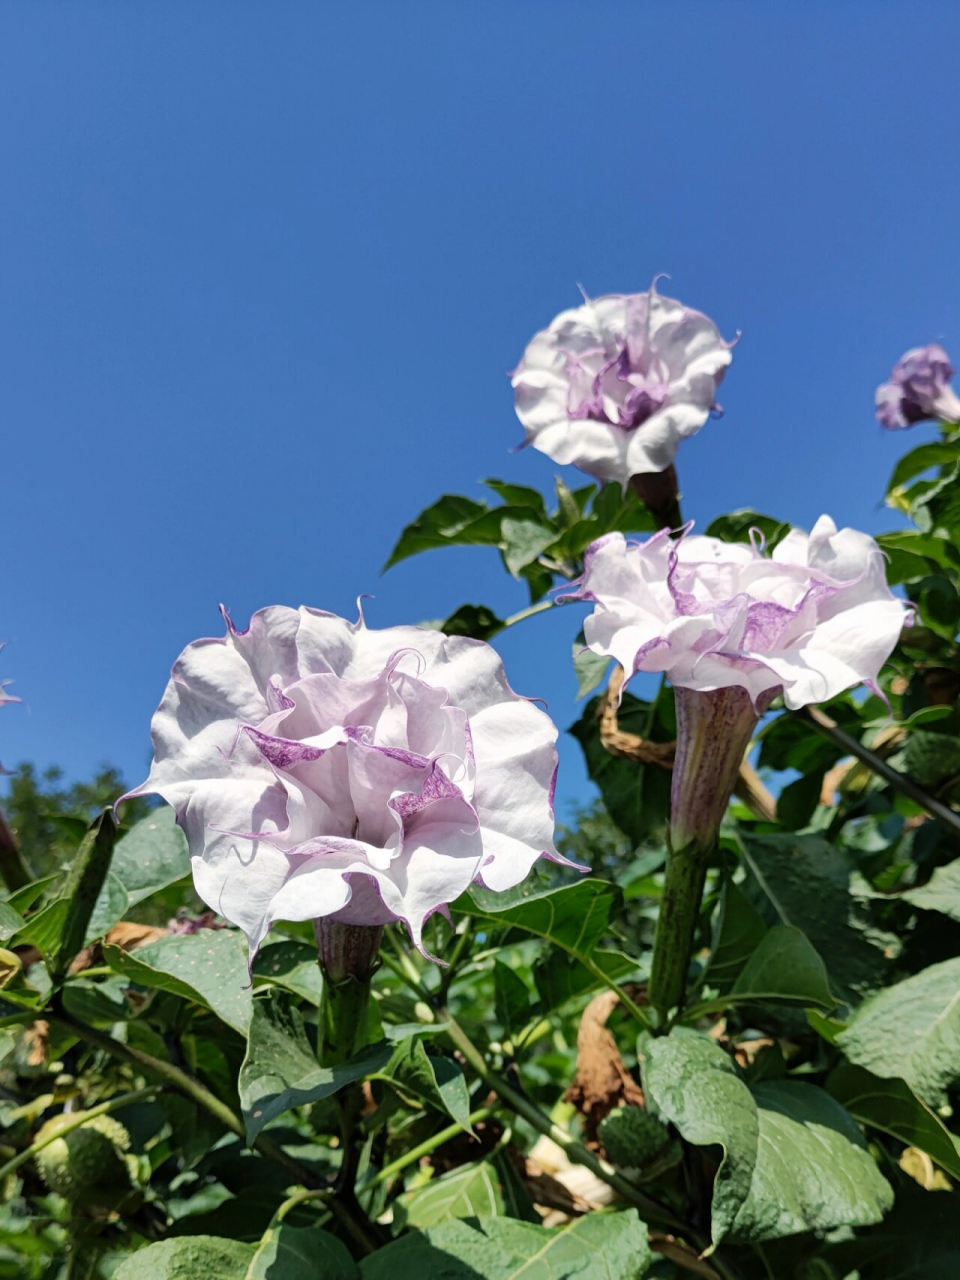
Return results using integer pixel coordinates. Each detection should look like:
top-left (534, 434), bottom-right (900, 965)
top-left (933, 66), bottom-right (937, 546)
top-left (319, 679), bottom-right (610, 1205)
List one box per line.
top-left (875, 344), bottom-right (960, 429)
top-left (126, 606), bottom-right (581, 959)
top-left (572, 519), bottom-right (907, 712)
top-left (512, 281), bottom-right (734, 488)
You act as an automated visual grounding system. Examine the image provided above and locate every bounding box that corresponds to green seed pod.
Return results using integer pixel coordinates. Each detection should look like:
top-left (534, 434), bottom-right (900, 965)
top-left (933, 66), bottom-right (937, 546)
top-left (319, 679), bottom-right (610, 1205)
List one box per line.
top-left (598, 1106), bottom-right (670, 1167)
top-left (35, 1112), bottom-right (135, 1210)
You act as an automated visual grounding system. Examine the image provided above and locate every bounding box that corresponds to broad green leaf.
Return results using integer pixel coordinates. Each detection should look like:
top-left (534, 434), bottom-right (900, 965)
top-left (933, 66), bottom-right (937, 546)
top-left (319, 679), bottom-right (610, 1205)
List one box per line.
top-left (887, 439), bottom-right (960, 492)
top-left (103, 805), bottom-right (190, 910)
top-left (105, 929), bottom-right (252, 1035)
top-left (384, 494), bottom-right (489, 568)
top-left (245, 1223), bottom-right (359, 1279)
top-left (457, 879), bottom-right (625, 984)
top-left (775, 770), bottom-right (824, 829)
top-left (484, 479), bottom-right (549, 517)
top-left (729, 1080), bottom-right (892, 1243)
top-left (493, 959), bottom-right (532, 1038)
top-left (641, 1030), bottom-right (892, 1245)
top-left (251, 939), bottom-right (321, 1004)
top-left (901, 858), bottom-right (960, 921)
top-left (826, 1060), bottom-right (960, 1179)
top-left (703, 881), bottom-right (766, 994)
top-left (362, 1210), bottom-right (652, 1280)
top-left (397, 1162), bottom-right (504, 1228)
top-left (501, 515), bottom-right (557, 576)
top-left (0, 899), bottom-right (25, 943)
top-left (381, 1036), bottom-right (473, 1133)
top-left (640, 1029), bottom-right (756, 1243)
top-left (726, 924), bottom-right (836, 1010)
top-left (239, 988), bottom-right (392, 1142)
top-left (533, 947), bottom-right (639, 1016)
top-left (61, 974), bottom-right (131, 1026)
top-left (84, 870), bottom-right (130, 944)
top-left (113, 1236), bottom-right (254, 1279)
top-left (837, 957), bottom-right (960, 1106)
top-left (568, 689), bottom-right (674, 844)
top-left (738, 833), bottom-right (898, 1002)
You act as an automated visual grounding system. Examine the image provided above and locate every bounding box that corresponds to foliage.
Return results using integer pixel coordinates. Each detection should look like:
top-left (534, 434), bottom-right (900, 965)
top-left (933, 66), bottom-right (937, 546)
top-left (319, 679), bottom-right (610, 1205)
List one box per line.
top-left (1, 420), bottom-right (959, 1278)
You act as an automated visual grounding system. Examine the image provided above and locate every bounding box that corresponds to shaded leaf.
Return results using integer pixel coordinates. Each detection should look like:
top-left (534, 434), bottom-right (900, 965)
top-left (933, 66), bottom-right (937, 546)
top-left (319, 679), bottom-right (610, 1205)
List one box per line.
top-left (727, 924), bottom-right (837, 1010)
top-left (534, 947), bottom-right (639, 1016)
top-left (382, 1036), bottom-right (473, 1132)
top-left (251, 939), bottom-right (321, 1005)
top-left (501, 515), bottom-right (557, 576)
top-left (493, 959), bottom-right (531, 1039)
top-left (902, 858), bottom-right (960, 922)
top-left (245, 1223), bottom-right (359, 1279)
top-left (384, 494), bottom-right (489, 568)
top-left (103, 805), bottom-right (190, 910)
top-left (239, 989), bottom-right (392, 1142)
top-left (825, 1183), bottom-right (960, 1279)
top-left (0, 899), bottom-right (25, 943)
top-left (836, 957), bottom-right (960, 1106)
top-left (397, 1162), bottom-right (504, 1228)
top-left (826, 1060), bottom-right (960, 1180)
top-left (438, 604), bottom-right (506, 642)
top-left (364, 1210), bottom-right (652, 1279)
top-left (887, 439), bottom-right (960, 493)
top-left (572, 640), bottom-right (609, 700)
top-left (703, 881), bottom-right (766, 994)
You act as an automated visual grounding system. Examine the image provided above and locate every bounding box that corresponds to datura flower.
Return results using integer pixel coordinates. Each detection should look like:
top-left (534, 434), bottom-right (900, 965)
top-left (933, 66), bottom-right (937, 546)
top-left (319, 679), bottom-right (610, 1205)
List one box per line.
top-left (511, 280), bottom-right (733, 488)
top-left (569, 519), bottom-right (909, 1016)
top-left (875, 344), bottom-right (960, 429)
top-left (126, 606), bottom-right (579, 959)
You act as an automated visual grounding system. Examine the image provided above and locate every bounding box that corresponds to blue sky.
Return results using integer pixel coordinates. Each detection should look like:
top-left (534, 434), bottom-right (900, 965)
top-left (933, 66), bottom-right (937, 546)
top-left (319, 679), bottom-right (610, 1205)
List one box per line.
top-left (2, 3), bottom-right (958, 818)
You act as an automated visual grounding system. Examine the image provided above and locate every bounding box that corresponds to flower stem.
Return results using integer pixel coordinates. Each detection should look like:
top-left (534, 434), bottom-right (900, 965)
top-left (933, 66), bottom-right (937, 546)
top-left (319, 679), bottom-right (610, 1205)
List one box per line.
top-left (649, 686), bottom-right (760, 1022)
top-left (799, 705), bottom-right (960, 836)
top-left (359, 1105), bottom-right (496, 1191)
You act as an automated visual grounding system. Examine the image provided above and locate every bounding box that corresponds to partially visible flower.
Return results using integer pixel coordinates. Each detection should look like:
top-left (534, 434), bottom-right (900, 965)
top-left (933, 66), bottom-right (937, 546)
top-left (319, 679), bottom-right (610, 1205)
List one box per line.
top-left (570, 518), bottom-right (907, 711)
top-left (1, 645), bottom-right (19, 775)
top-left (511, 280), bottom-right (734, 488)
top-left (875, 344), bottom-right (960, 429)
top-left (167, 911), bottom-right (224, 936)
top-left (126, 606), bottom-right (581, 959)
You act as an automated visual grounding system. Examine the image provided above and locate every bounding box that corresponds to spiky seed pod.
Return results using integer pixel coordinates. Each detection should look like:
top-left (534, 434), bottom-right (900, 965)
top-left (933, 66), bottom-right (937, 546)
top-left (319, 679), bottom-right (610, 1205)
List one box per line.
top-left (597, 1106), bottom-right (670, 1167)
top-left (34, 1112), bottom-right (135, 1210)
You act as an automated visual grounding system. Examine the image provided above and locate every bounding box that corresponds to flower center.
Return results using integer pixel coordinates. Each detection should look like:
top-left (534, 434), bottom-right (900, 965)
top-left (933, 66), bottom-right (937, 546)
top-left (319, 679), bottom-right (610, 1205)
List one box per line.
top-left (568, 344), bottom-right (671, 430)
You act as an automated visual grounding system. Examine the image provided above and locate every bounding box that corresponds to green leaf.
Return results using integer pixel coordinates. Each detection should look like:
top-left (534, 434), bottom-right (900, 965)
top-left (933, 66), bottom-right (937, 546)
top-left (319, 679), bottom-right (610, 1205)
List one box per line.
top-left (640, 1029), bottom-right (756, 1244)
top-left (105, 929), bottom-right (253, 1035)
top-left (381, 1037), bottom-right (473, 1133)
top-left (703, 881), bottom-right (766, 994)
top-left (383, 494), bottom-right (489, 568)
top-left (363, 1210), bottom-right (652, 1279)
top-left (902, 858), bottom-right (960, 921)
top-left (826, 1060), bottom-right (960, 1180)
top-left (493, 959), bottom-right (531, 1039)
top-left (113, 1236), bottom-right (255, 1279)
top-left (572, 640), bottom-right (609, 700)
top-left (641, 1029), bottom-right (892, 1245)
top-left (705, 510), bottom-right (790, 550)
top-left (104, 805), bottom-right (190, 910)
top-left (501, 515), bottom-right (557, 576)
top-left (533, 947), bottom-right (639, 1016)
top-left (836, 957), bottom-right (960, 1106)
top-left (245, 1223), bottom-right (359, 1279)
top-left (396, 1162), bottom-right (504, 1228)
top-left (17, 810), bottom-right (118, 978)
top-left (457, 880), bottom-right (627, 997)
top-left (0, 899), bottom-right (25, 943)
top-left (726, 924), bottom-right (837, 1010)
top-left (825, 1184), bottom-right (960, 1279)
top-left (887, 439), bottom-right (960, 492)
top-left (738, 833), bottom-right (899, 1002)
top-left (238, 988), bottom-right (391, 1142)
top-left (251, 939), bottom-right (321, 1005)
top-left (439, 603), bottom-right (506, 642)
top-left (568, 689), bottom-right (674, 844)
top-left (484, 479), bottom-right (548, 517)
top-left (775, 770), bottom-right (824, 830)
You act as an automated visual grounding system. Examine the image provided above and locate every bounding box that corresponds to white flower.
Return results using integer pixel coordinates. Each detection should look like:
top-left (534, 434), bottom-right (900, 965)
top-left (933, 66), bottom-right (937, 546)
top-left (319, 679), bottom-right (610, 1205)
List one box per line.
top-left (512, 281), bottom-right (733, 487)
top-left (126, 606), bottom-right (580, 957)
top-left (570, 518), bottom-right (908, 709)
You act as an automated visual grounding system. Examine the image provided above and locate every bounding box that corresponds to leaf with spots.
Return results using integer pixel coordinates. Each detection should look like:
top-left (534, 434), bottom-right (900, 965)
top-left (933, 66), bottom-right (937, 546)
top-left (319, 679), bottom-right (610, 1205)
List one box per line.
top-left (104, 928), bottom-right (252, 1035)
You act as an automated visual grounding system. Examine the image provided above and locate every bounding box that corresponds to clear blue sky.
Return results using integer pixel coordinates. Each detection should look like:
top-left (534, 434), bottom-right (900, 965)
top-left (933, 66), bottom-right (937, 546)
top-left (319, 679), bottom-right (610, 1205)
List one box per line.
top-left (2, 3), bottom-right (958, 818)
